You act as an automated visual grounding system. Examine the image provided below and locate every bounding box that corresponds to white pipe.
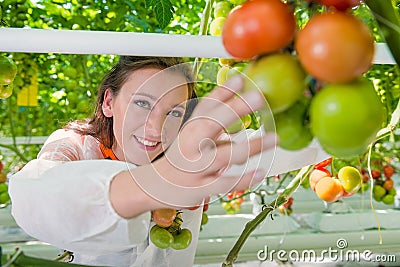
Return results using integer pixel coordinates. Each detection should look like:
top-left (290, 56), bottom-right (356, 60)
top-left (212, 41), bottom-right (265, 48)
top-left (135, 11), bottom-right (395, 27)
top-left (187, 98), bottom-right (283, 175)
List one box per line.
top-left (0, 28), bottom-right (396, 64)
top-left (0, 28), bottom-right (231, 58)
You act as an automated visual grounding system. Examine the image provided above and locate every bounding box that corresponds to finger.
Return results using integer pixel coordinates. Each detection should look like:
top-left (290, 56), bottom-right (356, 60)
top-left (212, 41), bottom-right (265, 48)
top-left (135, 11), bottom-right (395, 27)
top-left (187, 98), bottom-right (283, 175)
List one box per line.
top-left (187, 89), bottom-right (266, 140)
top-left (192, 75), bottom-right (243, 116)
top-left (204, 132), bottom-right (278, 175)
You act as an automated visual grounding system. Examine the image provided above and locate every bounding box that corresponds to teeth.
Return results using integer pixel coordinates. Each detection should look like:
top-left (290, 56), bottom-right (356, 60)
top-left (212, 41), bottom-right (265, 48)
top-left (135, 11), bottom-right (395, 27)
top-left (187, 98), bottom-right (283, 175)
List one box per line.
top-left (136, 136), bottom-right (158, 147)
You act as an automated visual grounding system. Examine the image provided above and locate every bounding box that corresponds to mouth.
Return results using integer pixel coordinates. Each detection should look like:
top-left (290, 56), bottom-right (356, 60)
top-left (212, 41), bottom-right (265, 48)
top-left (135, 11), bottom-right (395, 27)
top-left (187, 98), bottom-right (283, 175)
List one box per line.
top-left (134, 136), bottom-right (160, 151)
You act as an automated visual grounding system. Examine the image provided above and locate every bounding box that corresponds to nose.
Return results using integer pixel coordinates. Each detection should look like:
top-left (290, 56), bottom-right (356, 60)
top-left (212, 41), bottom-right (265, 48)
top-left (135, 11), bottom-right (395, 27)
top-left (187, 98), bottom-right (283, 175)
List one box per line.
top-left (144, 109), bottom-right (164, 140)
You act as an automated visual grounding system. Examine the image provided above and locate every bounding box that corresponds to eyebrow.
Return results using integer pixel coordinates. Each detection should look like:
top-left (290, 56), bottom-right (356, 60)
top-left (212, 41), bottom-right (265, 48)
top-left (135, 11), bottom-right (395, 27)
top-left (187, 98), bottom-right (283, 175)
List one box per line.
top-left (134, 92), bottom-right (186, 109)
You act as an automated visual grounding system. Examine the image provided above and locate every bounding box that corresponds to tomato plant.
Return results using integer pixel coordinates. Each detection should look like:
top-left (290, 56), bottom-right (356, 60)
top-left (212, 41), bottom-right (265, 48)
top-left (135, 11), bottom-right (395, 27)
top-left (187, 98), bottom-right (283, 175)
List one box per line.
top-left (309, 78), bottom-right (385, 158)
top-left (295, 11), bottom-right (375, 83)
top-left (222, 0), bottom-right (296, 59)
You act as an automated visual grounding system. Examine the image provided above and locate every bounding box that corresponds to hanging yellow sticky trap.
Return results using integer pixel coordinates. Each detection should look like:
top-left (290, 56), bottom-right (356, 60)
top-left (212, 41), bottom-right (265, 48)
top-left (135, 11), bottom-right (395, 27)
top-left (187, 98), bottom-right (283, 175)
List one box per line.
top-left (17, 75), bottom-right (38, 106)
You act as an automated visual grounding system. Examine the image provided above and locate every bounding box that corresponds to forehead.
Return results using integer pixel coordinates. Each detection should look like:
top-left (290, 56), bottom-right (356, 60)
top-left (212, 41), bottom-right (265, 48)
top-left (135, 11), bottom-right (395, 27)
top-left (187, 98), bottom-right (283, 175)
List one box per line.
top-left (122, 67), bottom-right (189, 101)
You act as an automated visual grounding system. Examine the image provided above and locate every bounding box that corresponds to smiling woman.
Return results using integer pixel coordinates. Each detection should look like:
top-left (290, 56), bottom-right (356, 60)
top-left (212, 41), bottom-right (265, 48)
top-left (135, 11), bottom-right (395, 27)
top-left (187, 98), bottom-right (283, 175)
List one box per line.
top-left (8, 55), bottom-right (278, 266)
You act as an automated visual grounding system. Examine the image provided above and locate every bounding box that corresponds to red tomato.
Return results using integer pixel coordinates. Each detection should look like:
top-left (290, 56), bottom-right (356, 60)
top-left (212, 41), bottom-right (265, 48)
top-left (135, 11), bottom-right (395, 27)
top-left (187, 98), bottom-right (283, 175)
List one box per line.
top-left (316, 0), bottom-right (362, 11)
top-left (295, 12), bottom-right (374, 83)
top-left (222, 0), bottom-right (296, 59)
top-left (383, 165), bottom-right (395, 179)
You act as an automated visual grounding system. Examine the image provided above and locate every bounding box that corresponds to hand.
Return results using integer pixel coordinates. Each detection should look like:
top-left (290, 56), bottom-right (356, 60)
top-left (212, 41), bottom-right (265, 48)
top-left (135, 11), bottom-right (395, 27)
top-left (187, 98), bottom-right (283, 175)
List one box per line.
top-left (134, 75), bottom-right (278, 208)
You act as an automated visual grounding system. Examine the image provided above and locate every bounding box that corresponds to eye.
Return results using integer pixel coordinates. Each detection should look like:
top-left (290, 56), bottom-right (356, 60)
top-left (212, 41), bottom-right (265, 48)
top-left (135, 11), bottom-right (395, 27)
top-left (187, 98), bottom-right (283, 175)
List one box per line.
top-left (168, 109), bottom-right (183, 118)
top-left (134, 100), bottom-right (151, 109)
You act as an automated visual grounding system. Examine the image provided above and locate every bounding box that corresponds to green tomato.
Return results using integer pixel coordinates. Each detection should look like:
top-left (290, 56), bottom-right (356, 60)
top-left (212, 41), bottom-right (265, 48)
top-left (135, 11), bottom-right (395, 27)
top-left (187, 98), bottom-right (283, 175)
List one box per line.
top-left (0, 56), bottom-right (17, 85)
top-left (382, 194), bottom-right (394, 205)
top-left (210, 17), bottom-right (226, 36)
top-left (217, 66), bottom-right (230, 85)
top-left (0, 84), bottom-right (13, 99)
top-left (150, 225), bottom-right (173, 249)
top-left (0, 183), bottom-right (8, 194)
top-left (76, 99), bottom-right (91, 113)
top-left (310, 78), bottom-right (385, 159)
top-left (373, 185), bottom-right (386, 202)
top-left (171, 228), bottom-right (192, 250)
top-left (358, 182), bottom-right (369, 194)
top-left (0, 192), bottom-right (10, 204)
top-left (64, 79), bottom-right (78, 90)
top-left (201, 213), bottom-right (209, 225)
top-left (388, 188), bottom-right (397, 196)
top-left (338, 166), bottom-right (362, 194)
top-left (67, 91), bottom-right (79, 106)
top-left (229, 0), bottom-right (246, 4)
top-left (64, 66), bottom-right (78, 78)
top-left (264, 98), bottom-right (312, 150)
top-left (243, 53), bottom-right (306, 114)
top-left (214, 1), bottom-right (232, 18)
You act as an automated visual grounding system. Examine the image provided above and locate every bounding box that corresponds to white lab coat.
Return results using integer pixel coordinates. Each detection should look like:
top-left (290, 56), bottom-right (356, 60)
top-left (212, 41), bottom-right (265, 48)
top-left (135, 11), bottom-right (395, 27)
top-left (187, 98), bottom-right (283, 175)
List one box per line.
top-left (8, 129), bottom-right (202, 266)
top-left (9, 128), bottom-right (328, 266)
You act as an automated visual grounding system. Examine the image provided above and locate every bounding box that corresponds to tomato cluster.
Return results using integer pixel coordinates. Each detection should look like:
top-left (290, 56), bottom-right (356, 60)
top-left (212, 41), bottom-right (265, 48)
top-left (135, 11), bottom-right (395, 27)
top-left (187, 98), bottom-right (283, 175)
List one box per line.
top-left (365, 164), bottom-right (397, 204)
top-left (0, 160), bottom-right (10, 205)
top-left (218, 0), bottom-right (385, 159)
top-left (221, 190), bottom-right (245, 214)
top-left (150, 201), bottom-right (210, 249)
top-left (309, 159), bottom-right (363, 202)
top-left (150, 209), bottom-right (193, 250)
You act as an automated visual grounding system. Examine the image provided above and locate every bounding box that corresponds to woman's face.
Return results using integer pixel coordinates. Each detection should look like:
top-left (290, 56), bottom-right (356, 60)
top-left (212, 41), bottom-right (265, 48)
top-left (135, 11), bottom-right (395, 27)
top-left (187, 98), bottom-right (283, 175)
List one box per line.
top-left (103, 67), bottom-right (189, 165)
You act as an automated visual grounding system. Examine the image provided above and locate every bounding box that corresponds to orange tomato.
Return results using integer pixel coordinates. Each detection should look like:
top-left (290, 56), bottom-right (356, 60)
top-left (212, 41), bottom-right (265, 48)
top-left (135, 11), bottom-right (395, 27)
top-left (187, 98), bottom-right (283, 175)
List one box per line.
top-left (295, 12), bottom-right (374, 83)
top-left (309, 168), bottom-right (331, 191)
top-left (315, 177), bottom-right (344, 202)
top-left (152, 209), bottom-right (177, 228)
top-left (383, 179), bottom-right (394, 191)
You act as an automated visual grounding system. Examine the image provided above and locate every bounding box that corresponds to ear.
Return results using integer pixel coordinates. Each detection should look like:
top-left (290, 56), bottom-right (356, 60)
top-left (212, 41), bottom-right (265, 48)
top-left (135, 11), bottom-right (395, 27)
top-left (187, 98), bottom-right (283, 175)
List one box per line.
top-left (102, 88), bottom-right (113, 118)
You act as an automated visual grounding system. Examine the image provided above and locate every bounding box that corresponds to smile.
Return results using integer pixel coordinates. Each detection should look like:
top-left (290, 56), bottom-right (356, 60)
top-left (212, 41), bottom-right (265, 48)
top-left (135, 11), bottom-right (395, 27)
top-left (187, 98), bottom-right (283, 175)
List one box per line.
top-left (135, 136), bottom-right (159, 147)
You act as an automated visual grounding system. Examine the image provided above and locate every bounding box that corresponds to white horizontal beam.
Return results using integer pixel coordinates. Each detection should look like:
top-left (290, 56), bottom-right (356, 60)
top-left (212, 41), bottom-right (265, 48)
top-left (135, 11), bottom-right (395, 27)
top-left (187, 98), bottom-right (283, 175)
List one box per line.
top-left (0, 136), bottom-right (48, 145)
top-left (0, 28), bottom-right (397, 64)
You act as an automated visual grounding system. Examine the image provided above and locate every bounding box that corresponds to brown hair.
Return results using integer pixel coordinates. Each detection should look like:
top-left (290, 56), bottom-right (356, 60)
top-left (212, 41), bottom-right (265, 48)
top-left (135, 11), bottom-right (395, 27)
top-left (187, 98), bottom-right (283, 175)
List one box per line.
top-left (66, 56), bottom-right (197, 148)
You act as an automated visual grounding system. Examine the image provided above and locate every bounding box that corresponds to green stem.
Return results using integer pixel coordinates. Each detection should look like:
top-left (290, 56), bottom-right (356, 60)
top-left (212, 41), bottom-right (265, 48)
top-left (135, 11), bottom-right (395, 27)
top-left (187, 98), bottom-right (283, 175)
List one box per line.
top-left (0, 144), bottom-right (29, 162)
top-left (81, 55), bottom-right (90, 88)
top-left (3, 98), bottom-right (29, 162)
top-left (364, 0), bottom-right (400, 66)
top-left (266, 172), bottom-right (290, 196)
top-left (2, 249), bottom-right (107, 267)
top-left (192, 0), bottom-right (215, 78)
top-left (376, 97), bottom-right (400, 138)
top-left (222, 165), bottom-right (313, 267)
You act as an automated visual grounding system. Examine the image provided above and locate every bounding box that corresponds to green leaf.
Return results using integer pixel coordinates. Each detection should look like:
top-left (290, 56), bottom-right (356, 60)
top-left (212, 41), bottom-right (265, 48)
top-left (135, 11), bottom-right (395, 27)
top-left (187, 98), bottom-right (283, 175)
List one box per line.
top-left (152, 0), bottom-right (174, 29)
